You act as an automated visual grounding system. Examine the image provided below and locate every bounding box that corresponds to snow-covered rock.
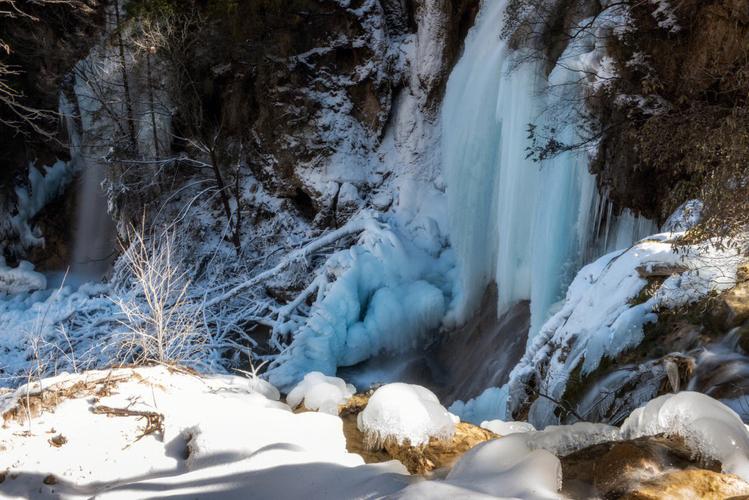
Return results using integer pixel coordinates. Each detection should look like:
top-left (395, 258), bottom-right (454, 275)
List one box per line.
top-left (507, 231), bottom-right (743, 427)
top-left (664, 199), bottom-right (703, 232)
top-left (286, 371), bottom-right (355, 414)
top-left (621, 391), bottom-right (749, 481)
top-left (357, 383), bottom-right (458, 447)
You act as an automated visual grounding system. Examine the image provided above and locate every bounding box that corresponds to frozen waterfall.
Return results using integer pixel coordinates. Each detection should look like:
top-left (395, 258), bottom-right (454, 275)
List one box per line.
top-left (60, 92), bottom-right (116, 282)
top-left (442, 0), bottom-right (655, 337)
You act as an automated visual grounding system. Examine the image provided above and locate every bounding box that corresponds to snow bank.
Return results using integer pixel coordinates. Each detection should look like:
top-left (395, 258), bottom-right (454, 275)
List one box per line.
top-left (0, 259), bottom-right (46, 295)
top-left (358, 383), bottom-right (457, 446)
top-left (286, 371), bottom-right (356, 414)
top-left (621, 392), bottom-right (749, 481)
top-left (266, 222), bottom-right (451, 391)
top-left (506, 231), bottom-right (743, 427)
top-left (0, 366), bottom-right (411, 499)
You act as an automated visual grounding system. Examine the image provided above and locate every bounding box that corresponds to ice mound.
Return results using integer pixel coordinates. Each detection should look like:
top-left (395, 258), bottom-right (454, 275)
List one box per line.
top-left (481, 419), bottom-right (536, 436)
top-left (286, 371), bottom-right (356, 414)
top-left (526, 422), bottom-right (621, 457)
top-left (621, 391), bottom-right (749, 481)
top-left (358, 383), bottom-right (458, 447)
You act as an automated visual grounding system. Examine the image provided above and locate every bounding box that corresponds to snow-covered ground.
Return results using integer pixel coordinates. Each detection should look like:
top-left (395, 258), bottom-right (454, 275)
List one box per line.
top-left (2, 367), bottom-right (748, 499)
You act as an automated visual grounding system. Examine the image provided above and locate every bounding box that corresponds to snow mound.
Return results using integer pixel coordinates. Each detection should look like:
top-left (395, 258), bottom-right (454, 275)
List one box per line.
top-left (621, 392), bottom-right (749, 481)
top-left (0, 258), bottom-right (46, 295)
top-left (413, 434), bottom-right (561, 499)
top-left (286, 371), bottom-right (355, 414)
top-left (358, 383), bottom-right (458, 447)
top-left (481, 419), bottom-right (536, 436)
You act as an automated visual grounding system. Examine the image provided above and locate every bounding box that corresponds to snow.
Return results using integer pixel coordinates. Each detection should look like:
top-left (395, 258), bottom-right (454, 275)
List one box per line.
top-left (286, 371), bottom-right (356, 414)
top-left (357, 383), bottom-right (457, 447)
top-left (621, 392), bottom-right (749, 481)
top-left (0, 259), bottom-right (47, 295)
top-left (0, 367), bottom-right (570, 499)
top-left (0, 367), bottom-right (410, 499)
top-left (2, 367), bottom-right (746, 499)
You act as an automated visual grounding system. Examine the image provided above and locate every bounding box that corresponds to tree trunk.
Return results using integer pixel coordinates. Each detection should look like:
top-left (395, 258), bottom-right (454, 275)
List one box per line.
top-left (146, 51), bottom-right (160, 159)
top-left (113, 0), bottom-right (138, 156)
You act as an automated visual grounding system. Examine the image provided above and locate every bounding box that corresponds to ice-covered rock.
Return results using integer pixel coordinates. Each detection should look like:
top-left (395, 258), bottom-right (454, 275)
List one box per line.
top-left (506, 230), bottom-right (743, 427)
top-left (358, 383), bottom-right (458, 447)
top-left (266, 223), bottom-right (450, 391)
top-left (621, 392), bottom-right (749, 481)
top-left (286, 371), bottom-right (356, 414)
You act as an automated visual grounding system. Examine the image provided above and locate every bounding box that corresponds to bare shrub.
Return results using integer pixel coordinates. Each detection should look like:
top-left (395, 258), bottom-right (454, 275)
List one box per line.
top-left (113, 226), bottom-right (209, 366)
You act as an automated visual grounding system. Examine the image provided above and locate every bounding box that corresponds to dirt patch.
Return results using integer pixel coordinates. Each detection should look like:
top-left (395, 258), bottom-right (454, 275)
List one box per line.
top-left (2, 371), bottom-right (133, 426)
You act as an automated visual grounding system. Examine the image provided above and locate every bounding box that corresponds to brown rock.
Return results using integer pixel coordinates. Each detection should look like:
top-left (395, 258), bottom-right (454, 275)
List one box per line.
top-left (338, 393), bottom-right (496, 474)
top-left (721, 266), bottom-right (749, 327)
top-left (626, 469), bottom-right (749, 500)
top-left (561, 435), bottom-right (720, 499)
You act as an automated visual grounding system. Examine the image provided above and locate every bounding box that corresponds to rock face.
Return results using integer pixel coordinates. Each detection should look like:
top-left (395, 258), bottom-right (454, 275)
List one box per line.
top-left (181, 0), bottom-right (478, 206)
top-left (591, 0), bottom-right (749, 223)
top-left (2, 0), bottom-right (479, 266)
